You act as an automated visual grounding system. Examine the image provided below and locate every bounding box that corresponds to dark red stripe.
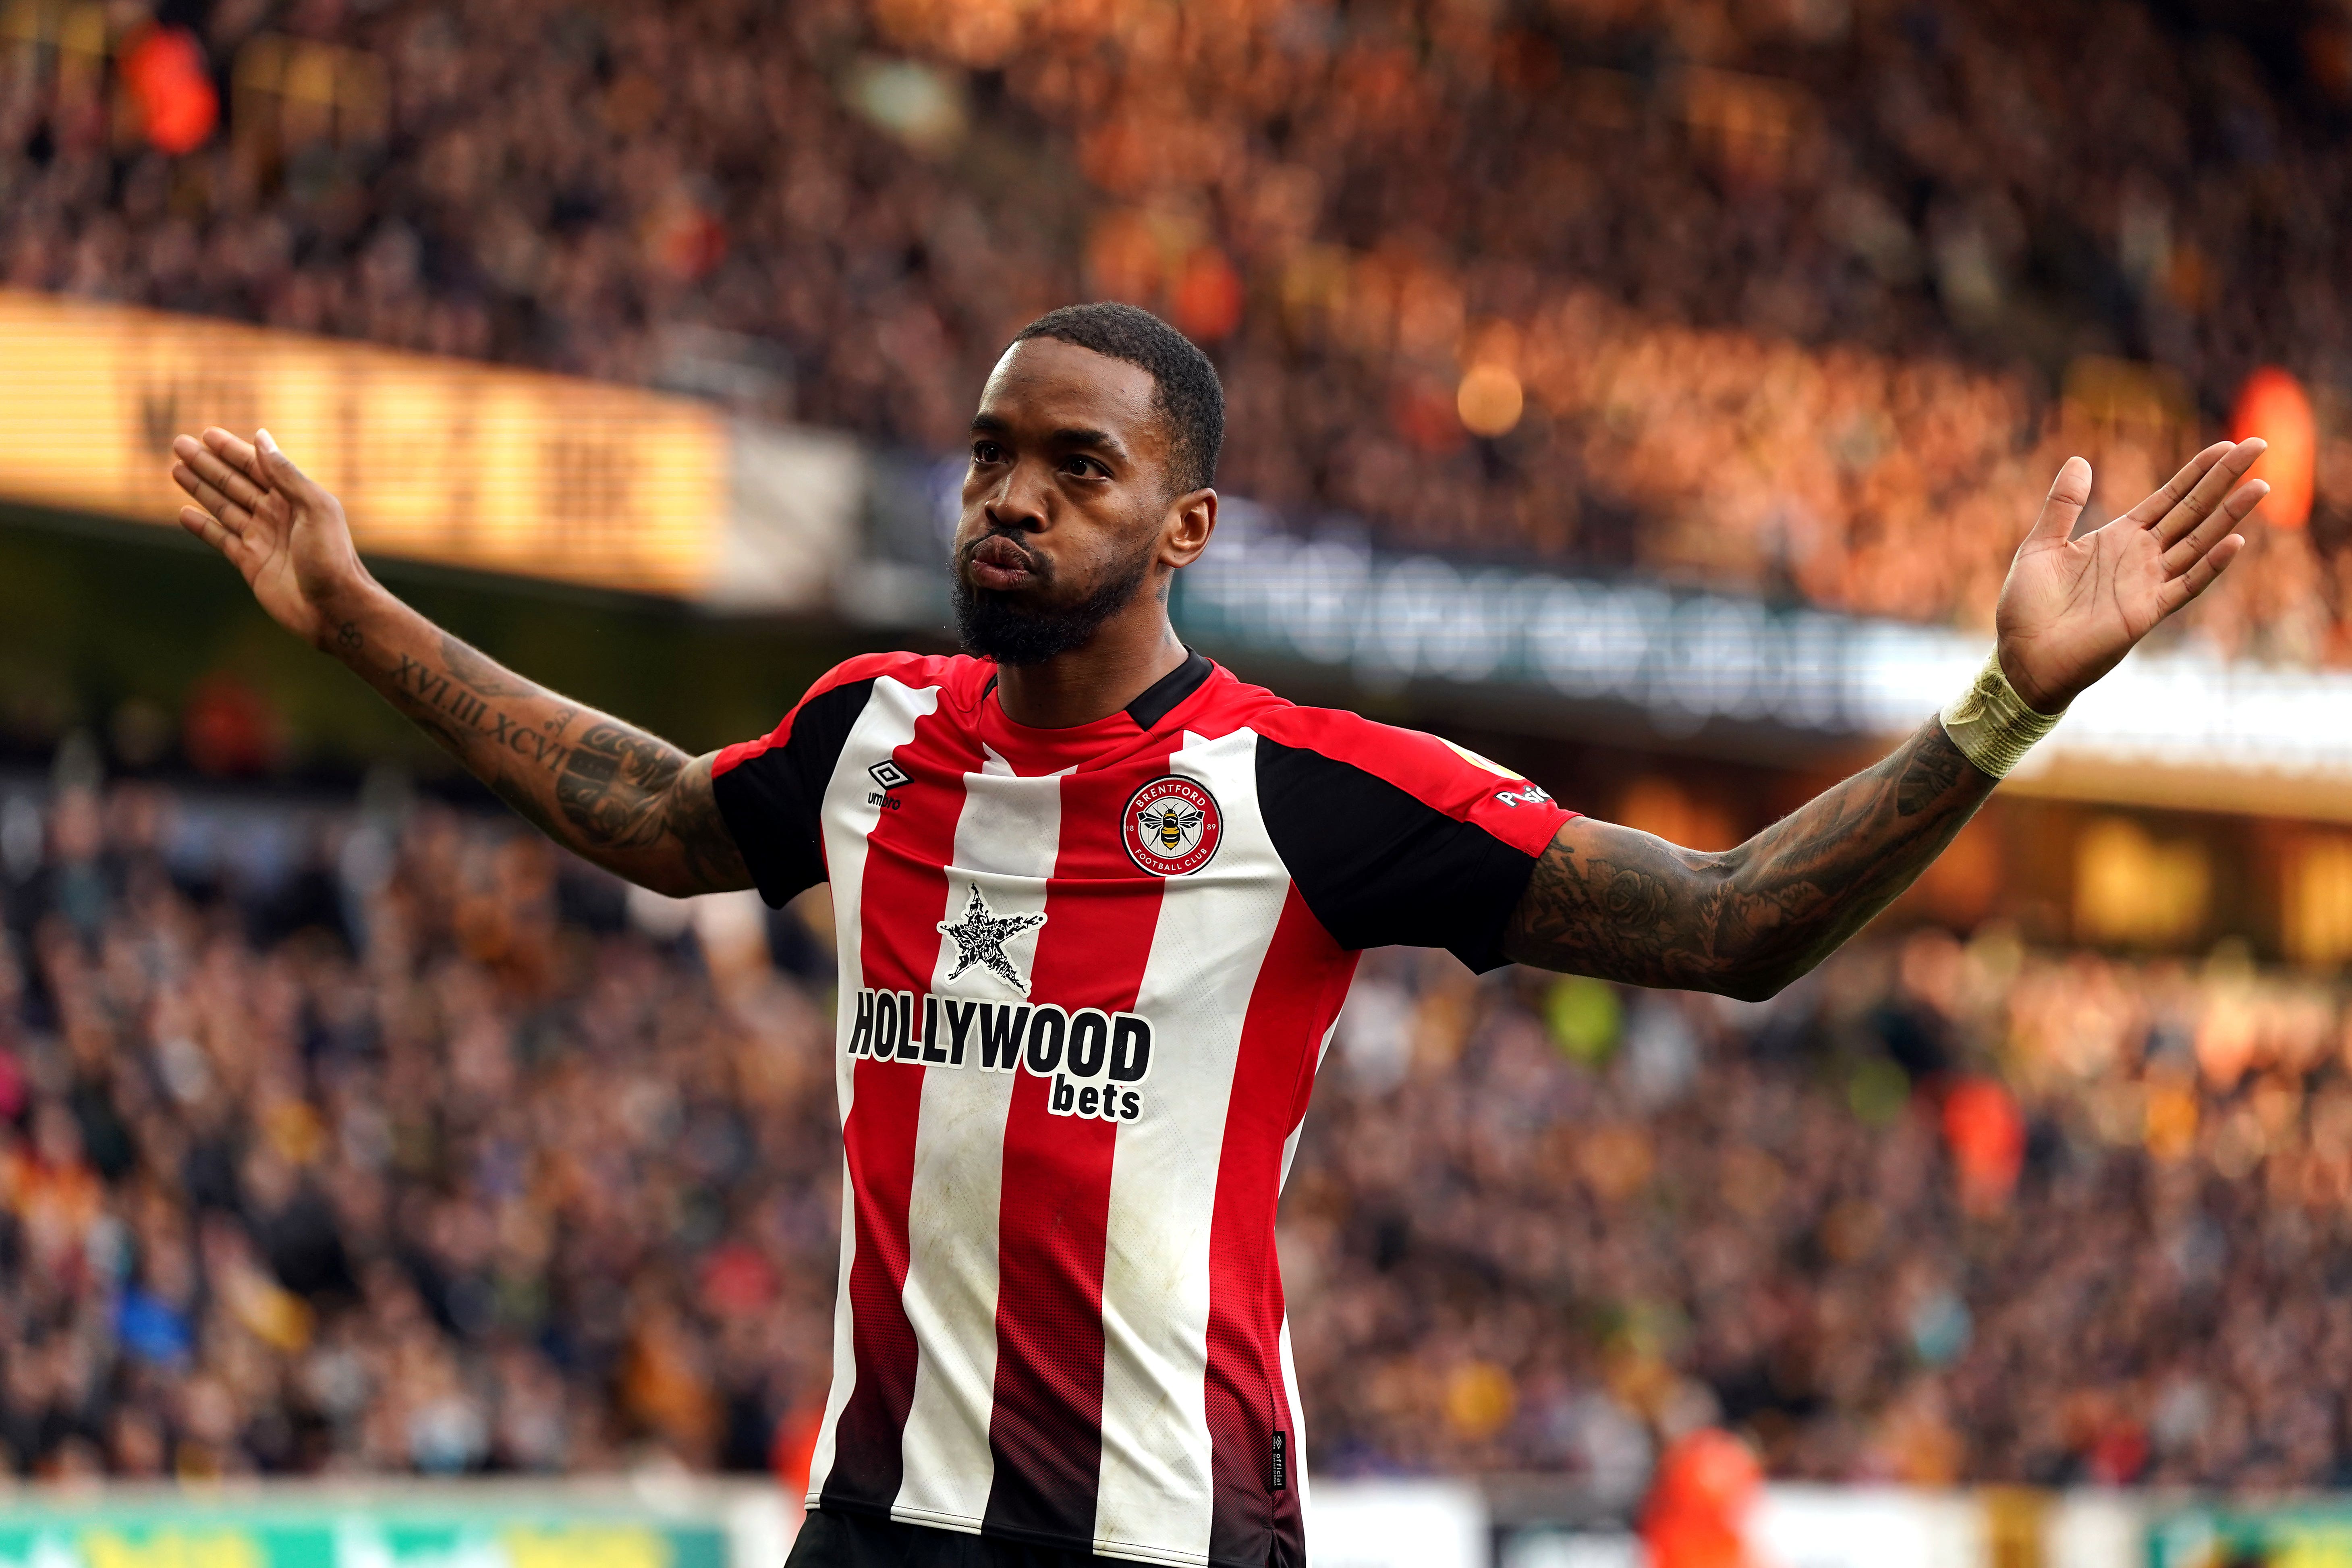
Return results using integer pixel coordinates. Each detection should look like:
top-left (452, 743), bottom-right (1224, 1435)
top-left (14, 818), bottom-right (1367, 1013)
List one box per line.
top-left (982, 758), bottom-right (1172, 1545)
top-left (819, 703), bottom-right (981, 1512)
top-left (1205, 888), bottom-right (1354, 1566)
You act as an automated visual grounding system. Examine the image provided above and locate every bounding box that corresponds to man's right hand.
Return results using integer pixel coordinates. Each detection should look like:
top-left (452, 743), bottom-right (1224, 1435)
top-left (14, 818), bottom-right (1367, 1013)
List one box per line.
top-left (172, 426), bottom-right (374, 650)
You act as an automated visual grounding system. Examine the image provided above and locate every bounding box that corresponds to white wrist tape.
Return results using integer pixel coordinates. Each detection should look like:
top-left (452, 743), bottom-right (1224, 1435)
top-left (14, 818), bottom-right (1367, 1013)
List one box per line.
top-left (1939, 651), bottom-right (2064, 779)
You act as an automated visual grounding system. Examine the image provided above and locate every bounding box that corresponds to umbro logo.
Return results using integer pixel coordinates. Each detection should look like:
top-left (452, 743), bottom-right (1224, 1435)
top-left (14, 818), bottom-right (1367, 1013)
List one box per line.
top-left (867, 758), bottom-right (911, 809)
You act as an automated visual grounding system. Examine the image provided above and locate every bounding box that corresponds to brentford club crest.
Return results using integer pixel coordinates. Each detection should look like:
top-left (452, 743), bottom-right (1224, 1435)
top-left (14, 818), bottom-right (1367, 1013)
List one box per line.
top-left (1124, 776), bottom-right (1221, 876)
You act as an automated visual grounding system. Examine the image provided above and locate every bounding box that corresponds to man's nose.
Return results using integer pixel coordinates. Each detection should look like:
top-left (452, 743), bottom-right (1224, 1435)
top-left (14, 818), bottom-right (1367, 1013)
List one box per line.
top-left (983, 460), bottom-right (1051, 532)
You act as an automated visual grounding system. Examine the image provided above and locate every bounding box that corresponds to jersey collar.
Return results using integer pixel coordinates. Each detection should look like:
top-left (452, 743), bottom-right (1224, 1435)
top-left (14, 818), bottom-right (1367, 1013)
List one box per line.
top-left (1122, 648), bottom-right (1215, 731)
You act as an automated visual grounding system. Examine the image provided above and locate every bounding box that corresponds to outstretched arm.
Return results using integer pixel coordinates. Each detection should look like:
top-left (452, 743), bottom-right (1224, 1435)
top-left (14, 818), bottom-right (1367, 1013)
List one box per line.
top-left (170, 426), bottom-right (751, 898)
top-left (1503, 720), bottom-right (1984, 999)
top-left (1505, 439), bottom-right (2270, 998)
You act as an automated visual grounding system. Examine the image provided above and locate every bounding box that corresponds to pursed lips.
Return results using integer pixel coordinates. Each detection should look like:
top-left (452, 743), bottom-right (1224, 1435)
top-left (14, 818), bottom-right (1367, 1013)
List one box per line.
top-left (966, 533), bottom-right (1042, 591)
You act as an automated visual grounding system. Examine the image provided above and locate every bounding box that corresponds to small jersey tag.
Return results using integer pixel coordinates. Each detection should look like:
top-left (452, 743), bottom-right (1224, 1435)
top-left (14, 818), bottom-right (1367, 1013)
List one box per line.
top-left (1271, 1429), bottom-right (1287, 1491)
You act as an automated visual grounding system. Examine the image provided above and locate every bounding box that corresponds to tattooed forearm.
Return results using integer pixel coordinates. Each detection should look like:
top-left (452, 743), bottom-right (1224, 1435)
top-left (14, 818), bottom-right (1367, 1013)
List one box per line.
top-left (333, 603), bottom-right (751, 896)
top-left (1895, 736), bottom-right (1968, 817)
top-left (1503, 718), bottom-right (1995, 998)
top-left (440, 632), bottom-right (538, 698)
top-left (660, 761), bottom-right (751, 890)
top-left (490, 773), bottom-right (564, 839)
top-left (385, 650), bottom-right (577, 778)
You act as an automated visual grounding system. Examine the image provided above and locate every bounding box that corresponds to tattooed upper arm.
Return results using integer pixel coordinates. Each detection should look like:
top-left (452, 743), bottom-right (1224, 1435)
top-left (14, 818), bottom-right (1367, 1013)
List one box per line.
top-left (551, 734), bottom-right (750, 896)
top-left (1502, 718), bottom-right (1994, 998)
top-left (659, 754), bottom-right (755, 895)
top-left (554, 722), bottom-right (685, 847)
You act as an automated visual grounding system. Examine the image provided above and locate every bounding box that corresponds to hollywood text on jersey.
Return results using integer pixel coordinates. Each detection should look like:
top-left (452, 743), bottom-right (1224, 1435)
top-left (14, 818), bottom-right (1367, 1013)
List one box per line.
top-left (842, 987), bottom-right (1155, 1122)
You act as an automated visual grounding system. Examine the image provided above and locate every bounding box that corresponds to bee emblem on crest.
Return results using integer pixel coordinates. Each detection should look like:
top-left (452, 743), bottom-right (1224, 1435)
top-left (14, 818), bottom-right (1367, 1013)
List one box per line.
top-left (1139, 800), bottom-right (1204, 854)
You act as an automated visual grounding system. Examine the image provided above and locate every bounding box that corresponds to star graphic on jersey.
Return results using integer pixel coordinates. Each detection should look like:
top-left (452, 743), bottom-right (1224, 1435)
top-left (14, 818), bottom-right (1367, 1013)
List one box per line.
top-left (936, 884), bottom-right (1047, 995)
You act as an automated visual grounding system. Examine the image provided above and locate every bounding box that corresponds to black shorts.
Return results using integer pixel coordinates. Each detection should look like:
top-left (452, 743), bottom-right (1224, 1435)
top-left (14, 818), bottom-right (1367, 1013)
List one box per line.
top-left (782, 1508), bottom-right (1141, 1568)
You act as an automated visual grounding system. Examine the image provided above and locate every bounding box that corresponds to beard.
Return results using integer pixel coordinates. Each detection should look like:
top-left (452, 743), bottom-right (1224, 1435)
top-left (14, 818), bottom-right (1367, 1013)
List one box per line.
top-left (951, 533), bottom-right (1157, 667)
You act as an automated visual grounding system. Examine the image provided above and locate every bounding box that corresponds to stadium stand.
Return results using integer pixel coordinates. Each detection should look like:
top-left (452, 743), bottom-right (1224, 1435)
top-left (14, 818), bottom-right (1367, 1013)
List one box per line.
top-left (2, 775), bottom-right (2349, 1491)
top-left (1, 0), bottom-right (2350, 660)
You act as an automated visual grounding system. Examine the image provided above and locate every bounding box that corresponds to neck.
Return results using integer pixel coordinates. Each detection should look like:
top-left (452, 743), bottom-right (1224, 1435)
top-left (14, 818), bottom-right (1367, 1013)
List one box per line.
top-left (992, 600), bottom-right (1189, 729)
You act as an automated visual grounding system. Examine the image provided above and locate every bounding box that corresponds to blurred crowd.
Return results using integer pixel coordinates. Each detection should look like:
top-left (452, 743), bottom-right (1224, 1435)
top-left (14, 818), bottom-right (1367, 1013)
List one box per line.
top-left (5, 0), bottom-right (2352, 660)
top-left (0, 769), bottom-right (844, 1479)
top-left (1300, 922), bottom-right (2352, 1493)
top-left (8, 770), bottom-right (2352, 1495)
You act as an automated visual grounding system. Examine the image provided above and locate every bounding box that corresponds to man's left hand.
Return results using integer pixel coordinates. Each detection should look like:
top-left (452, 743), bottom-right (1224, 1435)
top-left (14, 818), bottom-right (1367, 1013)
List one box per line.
top-left (1995, 438), bottom-right (2269, 713)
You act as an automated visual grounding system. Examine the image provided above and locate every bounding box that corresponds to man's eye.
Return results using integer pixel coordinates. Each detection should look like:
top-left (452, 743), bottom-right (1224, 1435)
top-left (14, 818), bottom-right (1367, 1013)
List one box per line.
top-left (1064, 456), bottom-right (1105, 477)
top-left (973, 442), bottom-right (1004, 463)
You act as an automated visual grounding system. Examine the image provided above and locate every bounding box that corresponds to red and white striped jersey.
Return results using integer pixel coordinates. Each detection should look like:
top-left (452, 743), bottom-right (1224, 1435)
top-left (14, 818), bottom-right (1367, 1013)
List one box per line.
top-left (711, 650), bottom-right (1574, 1567)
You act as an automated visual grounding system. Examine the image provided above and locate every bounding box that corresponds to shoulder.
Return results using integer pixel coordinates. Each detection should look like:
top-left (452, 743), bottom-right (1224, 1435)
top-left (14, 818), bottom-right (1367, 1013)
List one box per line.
top-left (1251, 703), bottom-right (1573, 856)
top-left (1241, 699), bottom-right (1576, 969)
top-left (1168, 664), bottom-right (1295, 737)
top-left (716, 651), bottom-right (987, 776)
top-left (1252, 702), bottom-right (1514, 805)
top-left (812, 649), bottom-right (979, 699)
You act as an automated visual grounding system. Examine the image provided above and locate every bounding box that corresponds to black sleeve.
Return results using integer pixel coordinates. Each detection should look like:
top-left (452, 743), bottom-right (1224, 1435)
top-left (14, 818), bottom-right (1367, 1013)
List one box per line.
top-left (711, 677), bottom-right (876, 907)
top-left (1255, 735), bottom-right (1545, 973)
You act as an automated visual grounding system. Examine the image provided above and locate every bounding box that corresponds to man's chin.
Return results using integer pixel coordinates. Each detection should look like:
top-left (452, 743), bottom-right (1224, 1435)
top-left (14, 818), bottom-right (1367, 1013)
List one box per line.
top-left (957, 608), bottom-right (1090, 666)
top-left (952, 581), bottom-right (1110, 667)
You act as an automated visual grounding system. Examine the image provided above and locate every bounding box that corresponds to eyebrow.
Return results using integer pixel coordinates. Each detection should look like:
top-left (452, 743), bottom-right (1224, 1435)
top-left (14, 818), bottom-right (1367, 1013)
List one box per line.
top-left (970, 415), bottom-right (1131, 462)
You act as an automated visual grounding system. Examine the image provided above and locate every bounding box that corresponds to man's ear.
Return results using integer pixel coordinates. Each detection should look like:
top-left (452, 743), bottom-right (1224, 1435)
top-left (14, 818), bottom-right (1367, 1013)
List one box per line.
top-left (1161, 488), bottom-right (1217, 569)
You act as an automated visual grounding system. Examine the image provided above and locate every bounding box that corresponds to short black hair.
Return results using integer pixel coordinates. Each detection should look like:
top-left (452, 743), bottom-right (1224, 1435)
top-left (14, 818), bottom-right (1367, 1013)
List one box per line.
top-left (1011, 302), bottom-right (1224, 494)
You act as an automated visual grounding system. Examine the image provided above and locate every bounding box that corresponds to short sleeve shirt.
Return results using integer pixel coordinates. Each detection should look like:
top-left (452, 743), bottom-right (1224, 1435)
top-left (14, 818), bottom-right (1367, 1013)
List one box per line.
top-left (711, 650), bottom-right (1572, 1568)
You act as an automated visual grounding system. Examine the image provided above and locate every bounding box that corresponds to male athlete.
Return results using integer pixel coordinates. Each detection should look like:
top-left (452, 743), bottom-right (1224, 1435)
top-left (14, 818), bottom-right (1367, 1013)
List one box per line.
top-left (169, 303), bottom-right (2265, 1567)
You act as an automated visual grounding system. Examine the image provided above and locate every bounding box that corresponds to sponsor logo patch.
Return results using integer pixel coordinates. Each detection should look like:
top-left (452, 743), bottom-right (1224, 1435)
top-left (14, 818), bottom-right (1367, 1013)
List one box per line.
top-left (842, 987), bottom-right (1155, 1122)
top-left (1124, 775), bottom-right (1221, 876)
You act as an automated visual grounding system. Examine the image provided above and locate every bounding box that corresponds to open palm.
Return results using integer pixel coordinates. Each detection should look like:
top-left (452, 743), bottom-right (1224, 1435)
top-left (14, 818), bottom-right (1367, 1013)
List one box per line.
top-left (1995, 439), bottom-right (2268, 713)
top-left (170, 427), bottom-right (372, 649)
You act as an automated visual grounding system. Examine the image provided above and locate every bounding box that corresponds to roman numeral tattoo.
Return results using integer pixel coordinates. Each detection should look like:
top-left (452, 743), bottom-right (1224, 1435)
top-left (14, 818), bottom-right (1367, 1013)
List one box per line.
top-left (366, 631), bottom-right (748, 896)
